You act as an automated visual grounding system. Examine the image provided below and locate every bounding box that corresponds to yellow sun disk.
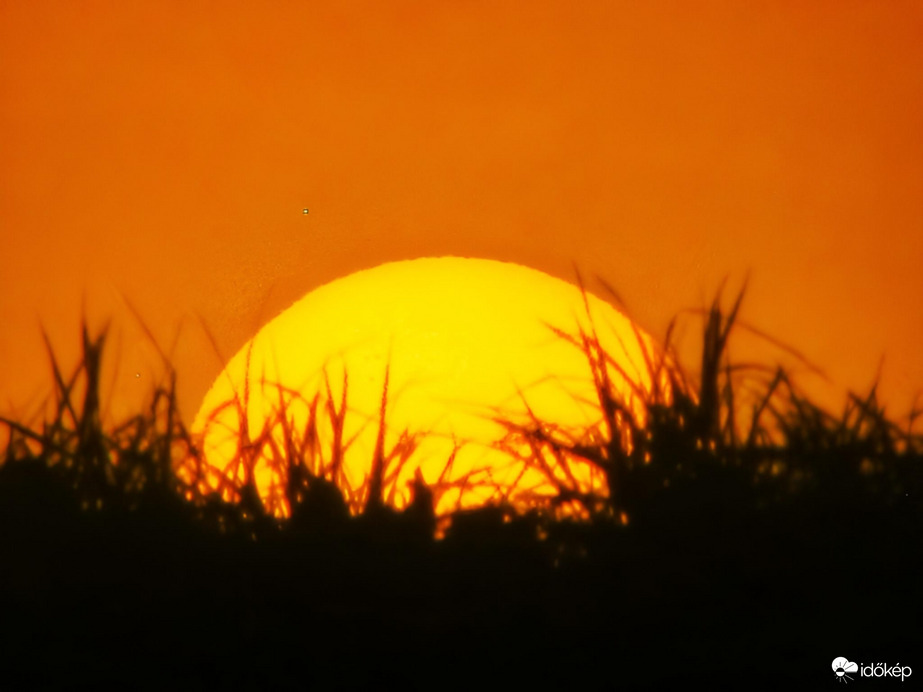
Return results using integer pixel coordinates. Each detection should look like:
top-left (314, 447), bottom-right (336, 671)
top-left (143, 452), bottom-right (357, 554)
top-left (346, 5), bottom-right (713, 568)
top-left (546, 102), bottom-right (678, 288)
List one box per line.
top-left (187, 257), bottom-right (673, 519)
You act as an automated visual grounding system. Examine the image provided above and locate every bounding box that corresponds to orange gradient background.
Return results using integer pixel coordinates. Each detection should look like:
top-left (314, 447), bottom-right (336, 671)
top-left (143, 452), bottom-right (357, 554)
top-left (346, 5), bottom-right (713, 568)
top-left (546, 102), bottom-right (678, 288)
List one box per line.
top-left (2, 1), bottom-right (922, 431)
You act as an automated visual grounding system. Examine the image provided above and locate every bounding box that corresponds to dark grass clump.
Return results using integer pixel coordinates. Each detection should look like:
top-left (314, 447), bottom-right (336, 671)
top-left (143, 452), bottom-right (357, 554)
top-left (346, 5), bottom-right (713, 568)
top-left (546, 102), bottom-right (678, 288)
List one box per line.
top-left (1, 286), bottom-right (921, 687)
top-left (493, 278), bottom-right (921, 531)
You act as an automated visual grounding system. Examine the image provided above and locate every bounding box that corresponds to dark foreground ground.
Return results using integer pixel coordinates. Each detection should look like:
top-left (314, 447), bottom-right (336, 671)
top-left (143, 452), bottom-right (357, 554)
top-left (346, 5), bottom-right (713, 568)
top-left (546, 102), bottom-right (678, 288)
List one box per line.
top-left (0, 457), bottom-right (919, 690)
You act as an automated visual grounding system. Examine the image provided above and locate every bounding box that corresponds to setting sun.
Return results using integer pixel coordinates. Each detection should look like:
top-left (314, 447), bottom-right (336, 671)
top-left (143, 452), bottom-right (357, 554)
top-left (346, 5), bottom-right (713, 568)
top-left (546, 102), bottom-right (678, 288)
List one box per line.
top-left (186, 257), bottom-right (676, 520)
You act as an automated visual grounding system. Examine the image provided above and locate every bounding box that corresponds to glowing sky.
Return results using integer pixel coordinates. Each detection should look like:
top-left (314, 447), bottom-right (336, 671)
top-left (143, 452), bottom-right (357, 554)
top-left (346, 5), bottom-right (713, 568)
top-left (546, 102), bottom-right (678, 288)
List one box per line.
top-left (2, 1), bottom-right (922, 429)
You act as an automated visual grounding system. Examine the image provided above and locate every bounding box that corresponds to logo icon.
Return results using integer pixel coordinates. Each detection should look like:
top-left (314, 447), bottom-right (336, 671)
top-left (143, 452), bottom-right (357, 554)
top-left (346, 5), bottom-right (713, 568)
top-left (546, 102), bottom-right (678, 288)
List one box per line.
top-left (833, 657), bottom-right (858, 683)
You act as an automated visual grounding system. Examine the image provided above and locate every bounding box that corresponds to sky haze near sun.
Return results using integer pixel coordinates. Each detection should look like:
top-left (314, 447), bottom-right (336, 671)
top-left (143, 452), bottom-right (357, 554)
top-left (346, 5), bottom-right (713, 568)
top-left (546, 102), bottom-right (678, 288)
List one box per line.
top-left (2, 1), bottom-right (922, 428)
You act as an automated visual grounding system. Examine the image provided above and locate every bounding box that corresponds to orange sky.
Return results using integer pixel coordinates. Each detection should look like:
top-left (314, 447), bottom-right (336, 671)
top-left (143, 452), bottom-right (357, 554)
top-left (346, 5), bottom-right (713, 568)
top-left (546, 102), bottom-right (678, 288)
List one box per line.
top-left (2, 1), bottom-right (922, 429)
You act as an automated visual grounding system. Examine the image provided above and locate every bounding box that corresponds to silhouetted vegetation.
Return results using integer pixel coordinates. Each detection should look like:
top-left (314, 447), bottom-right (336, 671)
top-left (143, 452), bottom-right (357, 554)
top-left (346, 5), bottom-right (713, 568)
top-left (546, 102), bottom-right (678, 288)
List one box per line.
top-left (1, 285), bottom-right (920, 687)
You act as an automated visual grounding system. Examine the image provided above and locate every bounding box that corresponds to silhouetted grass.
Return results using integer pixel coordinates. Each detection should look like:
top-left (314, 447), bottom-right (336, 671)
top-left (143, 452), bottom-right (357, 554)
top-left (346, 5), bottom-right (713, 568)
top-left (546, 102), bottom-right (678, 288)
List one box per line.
top-left (1, 283), bottom-right (920, 686)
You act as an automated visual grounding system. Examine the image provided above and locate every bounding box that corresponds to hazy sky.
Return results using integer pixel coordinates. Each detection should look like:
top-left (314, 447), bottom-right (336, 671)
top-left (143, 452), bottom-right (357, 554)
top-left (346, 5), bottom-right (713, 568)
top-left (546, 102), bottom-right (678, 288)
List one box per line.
top-left (2, 1), bottom-right (921, 427)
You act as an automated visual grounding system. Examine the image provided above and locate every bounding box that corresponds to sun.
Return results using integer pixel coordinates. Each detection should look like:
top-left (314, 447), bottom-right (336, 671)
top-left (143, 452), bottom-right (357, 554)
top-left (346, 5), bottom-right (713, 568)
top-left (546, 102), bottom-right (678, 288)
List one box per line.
top-left (182, 257), bottom-right (677, 523)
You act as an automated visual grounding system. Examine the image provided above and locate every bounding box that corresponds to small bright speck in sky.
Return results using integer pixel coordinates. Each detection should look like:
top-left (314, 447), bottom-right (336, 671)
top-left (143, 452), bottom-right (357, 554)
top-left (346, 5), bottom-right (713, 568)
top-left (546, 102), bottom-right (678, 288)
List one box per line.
top-left (302, 208), bottom-right (309, 214)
